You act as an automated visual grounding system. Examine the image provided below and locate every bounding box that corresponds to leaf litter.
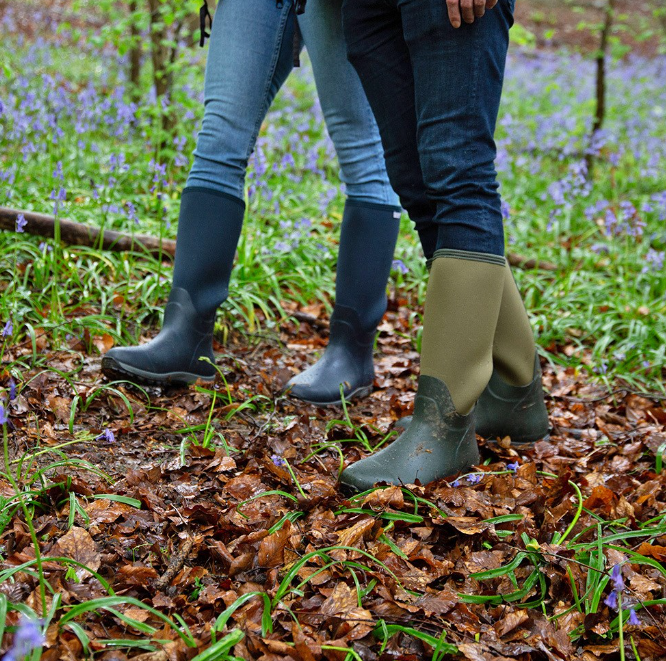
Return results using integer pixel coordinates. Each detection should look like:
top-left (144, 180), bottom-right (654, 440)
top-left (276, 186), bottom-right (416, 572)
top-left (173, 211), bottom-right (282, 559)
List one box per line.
top-left (1, 302), bottom-right (666, 660)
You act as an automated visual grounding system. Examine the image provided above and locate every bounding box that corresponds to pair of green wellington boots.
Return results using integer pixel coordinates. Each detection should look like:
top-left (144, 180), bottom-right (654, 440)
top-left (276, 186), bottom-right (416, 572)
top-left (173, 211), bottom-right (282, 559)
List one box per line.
top-left (339, 249), bottom-right (549, 491)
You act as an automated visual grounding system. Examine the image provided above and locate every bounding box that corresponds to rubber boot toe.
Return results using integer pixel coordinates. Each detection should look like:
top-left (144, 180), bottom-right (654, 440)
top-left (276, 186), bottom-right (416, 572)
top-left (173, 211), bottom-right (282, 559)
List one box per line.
top-left (340, 375), bottom-right (478, 492)
top-left (286, 306), bottom-right (375, 406)
top-left (102, 288), bottom-right (216, 386)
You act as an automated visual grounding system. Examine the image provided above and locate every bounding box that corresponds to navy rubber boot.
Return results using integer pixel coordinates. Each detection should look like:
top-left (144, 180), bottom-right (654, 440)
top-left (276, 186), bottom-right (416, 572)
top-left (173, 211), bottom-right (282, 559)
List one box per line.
top-left (102, 187), bottom-right (245, 385)
top-left (286, 199), bottom-right (401, 405)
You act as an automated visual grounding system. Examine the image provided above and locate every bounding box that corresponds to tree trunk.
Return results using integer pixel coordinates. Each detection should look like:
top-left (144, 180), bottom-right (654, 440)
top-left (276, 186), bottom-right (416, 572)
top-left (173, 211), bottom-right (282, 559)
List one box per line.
top-left (592, 0), bottom-right (616, 136)
top-left (128, 0), bottom-right (143, 92)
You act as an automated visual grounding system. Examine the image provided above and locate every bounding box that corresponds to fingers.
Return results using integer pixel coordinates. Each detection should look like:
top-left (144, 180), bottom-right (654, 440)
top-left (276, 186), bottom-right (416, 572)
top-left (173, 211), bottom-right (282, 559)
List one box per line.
top-left (449, 0), bottom-right (499, 28)
top-left (460, 0), bottom-right (475, 24)
top-left (447, 0), bottom-right (462, 28)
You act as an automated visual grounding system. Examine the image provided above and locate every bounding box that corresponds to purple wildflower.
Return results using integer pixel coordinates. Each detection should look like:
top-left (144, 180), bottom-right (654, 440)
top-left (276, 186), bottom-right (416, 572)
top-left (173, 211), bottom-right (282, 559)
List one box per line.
top-left (392, 259), bottom-right (408, 275)
top-left (0, 402), bottom-right (8, 425)
top-left (604, 589), bottom-right (618, 610)
top-left (452, 479), bottom-right (461, 487)
top-left (16, 213), bottom-right (27, 233)
top-left (642, 249), bottom-right (665, 274)
top-left (2, 320), bottom-right (12, 338)
top-left (271, 454), bottom-right (285, 467)
top-left (628, 609), bottom-right (640, 626)
top-left (507, 461), bottom-right (520, 472)
top-left (97, 428), bottom-right (115, 443)
top-left (0, 99), bottom-right (4, 116)
top-left (9, 379), bottom-right (16, 401)
top-left (4, 617), bottom-right (44, 661)
top-left (501, 201), bottom-right (511, 220)
top-left (611, 564), bottom-right (624, 591)
top-left (467, 474), bottom-right (482, 485)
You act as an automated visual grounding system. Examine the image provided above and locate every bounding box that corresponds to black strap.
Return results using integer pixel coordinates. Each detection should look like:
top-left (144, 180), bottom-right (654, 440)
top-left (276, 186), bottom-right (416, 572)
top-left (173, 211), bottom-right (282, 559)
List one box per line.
top-left (199, 1), bottom-right (213, 47)
top-left (292, 19), bottom-right (302, 67)
top-left (295, 0), bottom-right (307, 14)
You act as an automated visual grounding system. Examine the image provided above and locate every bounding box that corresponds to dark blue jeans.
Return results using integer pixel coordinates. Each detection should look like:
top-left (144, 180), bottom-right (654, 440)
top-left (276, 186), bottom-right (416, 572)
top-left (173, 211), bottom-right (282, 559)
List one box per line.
top-left (342, 0), bottom-right (515, 257)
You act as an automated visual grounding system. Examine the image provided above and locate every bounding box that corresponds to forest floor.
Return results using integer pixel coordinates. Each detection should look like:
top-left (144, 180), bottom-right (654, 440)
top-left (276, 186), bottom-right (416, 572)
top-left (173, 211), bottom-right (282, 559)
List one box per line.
top-left (1, 1), bottom-right (666, 660)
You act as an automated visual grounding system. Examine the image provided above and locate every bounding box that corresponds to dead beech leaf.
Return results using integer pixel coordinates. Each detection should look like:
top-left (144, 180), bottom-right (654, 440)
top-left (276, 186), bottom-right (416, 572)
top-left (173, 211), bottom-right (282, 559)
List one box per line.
top-left (495, 609), bottom-right (529, 637)
top-left (257, 522), bottom-right (291, 568)
top-left (636, 542), bottom-right (666, 561)
top-left (320, 582), bottom-right (358, 617)
top-left (51, 526), bottom-right (100, 580)
top-left (362, 485), bottom-right (404, 510)
top-left (336, 518), bottom-right (375, 548)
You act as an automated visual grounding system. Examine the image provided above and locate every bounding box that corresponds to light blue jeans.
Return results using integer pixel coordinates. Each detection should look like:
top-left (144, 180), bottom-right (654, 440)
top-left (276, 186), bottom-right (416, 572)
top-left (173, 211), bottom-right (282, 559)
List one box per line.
top-left (187, 0), bottom-right (398, 206)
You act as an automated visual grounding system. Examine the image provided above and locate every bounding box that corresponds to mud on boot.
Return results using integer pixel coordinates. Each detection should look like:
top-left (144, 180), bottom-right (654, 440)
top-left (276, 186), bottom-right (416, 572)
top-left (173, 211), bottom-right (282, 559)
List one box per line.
top-left (340, 375), bottom-right (479, 491)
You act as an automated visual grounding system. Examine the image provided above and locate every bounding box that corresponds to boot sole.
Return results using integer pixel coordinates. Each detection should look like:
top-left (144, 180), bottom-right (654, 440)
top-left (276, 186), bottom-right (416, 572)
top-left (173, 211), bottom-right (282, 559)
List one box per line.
top-left (287, 384), bottom-right (373, 407)
top-left (101, 356), bottom-right (215, 387)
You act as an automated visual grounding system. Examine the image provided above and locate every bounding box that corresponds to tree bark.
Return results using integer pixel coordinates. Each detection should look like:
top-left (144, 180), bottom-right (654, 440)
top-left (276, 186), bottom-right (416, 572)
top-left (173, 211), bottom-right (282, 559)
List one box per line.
top-left (0, 207), bottom-right (175, 258)
top-left (128, 0), bottom-right (143, 92)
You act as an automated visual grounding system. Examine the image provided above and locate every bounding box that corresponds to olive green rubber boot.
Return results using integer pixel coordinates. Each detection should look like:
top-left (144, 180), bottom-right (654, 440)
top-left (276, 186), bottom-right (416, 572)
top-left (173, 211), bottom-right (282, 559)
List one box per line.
top-left (477, 263), bottom-right (549, 442)
top-left (341, 250), bottom-right (506, 491)
top-left (396, 263), bottom-right (549, 443)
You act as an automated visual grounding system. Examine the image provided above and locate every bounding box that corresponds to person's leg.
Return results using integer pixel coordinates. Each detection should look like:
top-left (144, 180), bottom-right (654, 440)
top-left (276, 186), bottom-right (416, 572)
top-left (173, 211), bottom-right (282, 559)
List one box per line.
top-left (341, 0), bottom-right (438, 259)
top-left (103, 0), bottom-right (297, 385)
top-left (186, 0), bottom-right (297, 198)
top-left (285, 0), bottom-right (404, 405)
top-left (340, 0), bottom-right (546, 490)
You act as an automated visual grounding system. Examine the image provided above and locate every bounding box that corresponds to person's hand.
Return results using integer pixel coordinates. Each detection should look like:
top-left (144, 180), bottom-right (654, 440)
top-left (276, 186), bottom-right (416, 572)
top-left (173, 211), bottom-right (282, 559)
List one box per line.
top-left (446, 0), bottom-right (498, 28)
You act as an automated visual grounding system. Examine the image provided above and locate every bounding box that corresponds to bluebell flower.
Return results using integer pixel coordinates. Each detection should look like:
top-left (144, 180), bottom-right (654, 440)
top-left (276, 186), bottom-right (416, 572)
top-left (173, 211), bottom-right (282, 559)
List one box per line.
top-left (4, 617), bottom-right (44, 661)
top-left (2, 320), bottom-right (12, 337)
top-left (507, 461), bottom-right (520, 472)
top-left (452, 479), bottom-right (461, 488)
top-left (628, 609), bottom-right (640, 626)
top-left (9, 379), bottom-right (16, 401)
top-left (16, 213), bottom-right (27, 233)
top-left (392, 259), bottom-right (408, 275)
top-left (97, 428), bottom-right (115, 443)
top-left (0, 402), bottom-right (8, 425)
top-left (604, 589), bottom-right (618, 610)
top-left (467, 474), bottom-right (482, 485)
top-left (611, 564), bottom-right (624, 591)
top-left (271, 454), bottom-right (285, 467)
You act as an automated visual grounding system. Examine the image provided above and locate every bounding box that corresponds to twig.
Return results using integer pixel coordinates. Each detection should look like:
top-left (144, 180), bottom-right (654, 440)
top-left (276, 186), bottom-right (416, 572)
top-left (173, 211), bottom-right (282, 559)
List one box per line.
top-left (507, 252), bottom-right (557, 272)
top-left (0, 206), bottom-right (176, 258)
top-left (556, 388), bottom-right (666, 403)
top-left (292, 311), bottom-right (329, 329)
top-left (155, 535), bottom-right (194, 591)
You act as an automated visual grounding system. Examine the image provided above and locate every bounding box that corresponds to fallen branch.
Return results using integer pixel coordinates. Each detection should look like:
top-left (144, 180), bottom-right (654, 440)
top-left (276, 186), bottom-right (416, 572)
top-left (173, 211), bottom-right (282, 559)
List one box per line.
top-left (0, 206), bottom-right (176, 258)
top-left (155, 535), bottom-right (194, 591)
top-left (507, 252), bottom-right (557, 271)
top-left (0, 206), bottom-right (557, 271)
